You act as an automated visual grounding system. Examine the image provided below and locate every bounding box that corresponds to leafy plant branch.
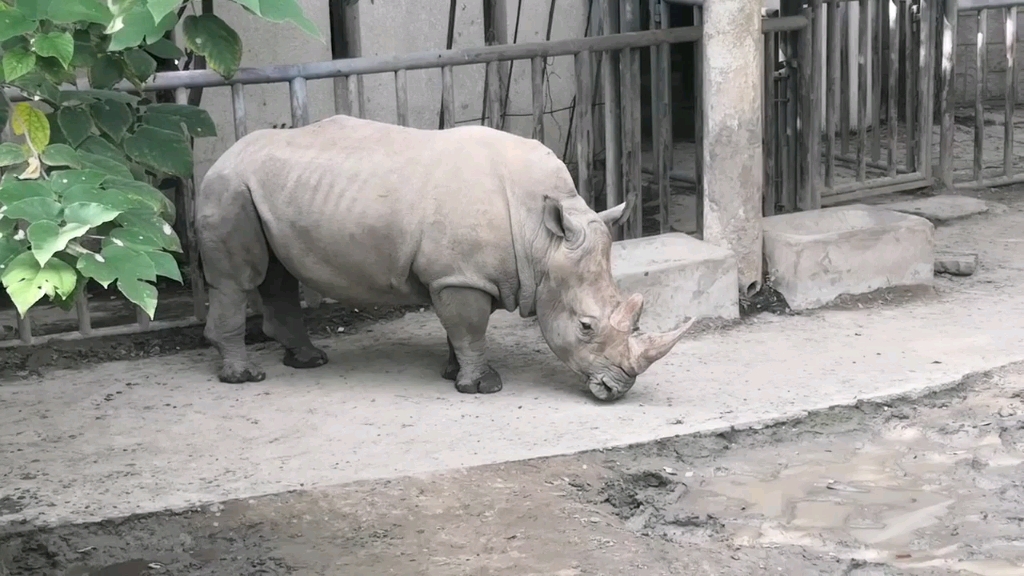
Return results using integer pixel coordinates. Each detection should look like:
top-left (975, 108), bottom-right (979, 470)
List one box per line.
top-left (0, 0), bottom-right (322, 320)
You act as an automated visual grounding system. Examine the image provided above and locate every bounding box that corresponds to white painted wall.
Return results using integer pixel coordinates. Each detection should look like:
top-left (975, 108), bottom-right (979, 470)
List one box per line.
top-left (189, 0), bottom-right (589, 186)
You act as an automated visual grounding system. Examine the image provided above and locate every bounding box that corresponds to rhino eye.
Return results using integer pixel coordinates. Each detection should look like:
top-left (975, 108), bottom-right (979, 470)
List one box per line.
top-left (579, 320), bottom-right (593, 332)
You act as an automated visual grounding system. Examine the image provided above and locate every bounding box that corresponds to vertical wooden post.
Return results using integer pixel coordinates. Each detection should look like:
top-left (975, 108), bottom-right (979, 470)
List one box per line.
top-left (175, 86), bottom-right (207, 322)
top-left (530, 57), bottom-right (546, 141)
top-left (575, 51), bottom-right (595, 206)
top-left (887, 0), bottom-right (900, 178)
top-left (826, 0), bottom-right (840, 189)
top-left (694, 5), bottom-right (704, 237)
top-left (974, 9), bottom-right (987, 183)
top-left (395, 69), bottom-right (409, 127)
top-left (857, 0), bottom-right (870, 182)
top-left (1004, 6), bottom-right (1017, 177)
top-left (442, 66), bottom-right (456, 130)
top-left (918, 0), bottom-right (935, 179)
top-left (601, 0), bottom-right (622, 234)
top-left (620, 0), bottom-right (643, 238)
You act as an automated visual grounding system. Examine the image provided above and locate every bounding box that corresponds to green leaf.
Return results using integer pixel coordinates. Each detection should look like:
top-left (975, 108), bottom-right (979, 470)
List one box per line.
top-left (35, 54), bottom-right (76, 85)
top-left (143, 37), bottom-right (183, 60)
top-left (61, 184), bottom-right (143, 213)
top-left (58, 106), bottom-right (95, 148)
top-left (182, 14), bottom-right (242, 79)
top-left (89, 99), bottom-right (132, 141)
top-left (9, 70), bottom-right (60, 104)
top-left (12, 0), bottom-right (52, 20)
top-left (78, 151), bottom-right (134, 180)
top-left (147, 0), bottom-right (181, 23)
top-left (113, 209), bottom-right (180, 251)
top-left (3, 48), bottom-right (36, 82)
top-left (48, 0), bottom-right (113, 26)
top-left (77, 243), bottom-right (155, 287)
top-left (0, 9), bottom-right (37, 42)
top-left (27, 219), bottom-right (64, 265)
top-left (144, 9), bottom-right (179, 45)
top-left (11, 102), bottom-right (50, 153)
top-left (107, 4), bottom-right (156, 51)
top-left (31, 31), bottom-right (74, 69)
top-left (123, 125), bottom-right (192, 177)
top-left (102, 177), bottom-right (171, 213)
top-left (117, 277), bottom-right (157, 318)
top-left (256, 0), bottom-right (323, 39)
top-left (147, 249), bottom-right (181, 282)
top-left (88, 53), bottom-right (124, 89)
top-left (5, 197), bottom-right (62, 222)
top-left (1, 250), bottom-right (78, 317)
top-left (0, 180), bottom-right (54, 205)
top-left (78, 135), bottom-right (122, 163)
top-left (64, 201), bottom-right (121, 227)
top-left (60, 89), bottom-right (139, 105)
top-left (0, 90), bottom-right (9, 129)
top-left (0, 142), bottom-right (28, 167)
top-left (49, 170), bottom-right (106, 194)
top-left (0, 236), bottom-right (26, 272)
top-left (144, 103), bottom-right (217, 138)
top-left (123, 48), bottom-right (156, 82)
top-left (40, 143), bottom-right (82, 168)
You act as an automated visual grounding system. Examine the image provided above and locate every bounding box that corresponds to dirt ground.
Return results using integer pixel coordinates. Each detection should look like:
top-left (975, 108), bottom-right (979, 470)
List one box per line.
top-left (1, 362), bottom-right (1022, 576)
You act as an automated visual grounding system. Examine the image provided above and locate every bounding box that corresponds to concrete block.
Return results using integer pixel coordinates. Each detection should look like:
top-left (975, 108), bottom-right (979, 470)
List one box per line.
top-left (883, 194), bottom-right (989, 224)
top-left (763, 205), bottom-right (935, 311)
top-left (611, 233), bottom-right (740, 331)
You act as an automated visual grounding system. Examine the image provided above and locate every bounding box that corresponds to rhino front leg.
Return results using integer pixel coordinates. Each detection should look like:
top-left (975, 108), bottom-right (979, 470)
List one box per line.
top-left (258, 253), bottom-right (328, 369)
top-left (433, 287), bottom-right (502, 394)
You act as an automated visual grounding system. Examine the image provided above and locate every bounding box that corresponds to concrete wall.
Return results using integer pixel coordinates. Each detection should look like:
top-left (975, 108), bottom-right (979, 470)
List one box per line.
top-left (952, 8), bottom-right (1024, 106)
top-left (190, 0), bottom-right (589, 185)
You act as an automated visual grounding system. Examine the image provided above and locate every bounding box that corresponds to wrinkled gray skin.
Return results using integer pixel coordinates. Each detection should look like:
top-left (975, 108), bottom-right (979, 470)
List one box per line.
top-left (196, 115), bottom-right (692, 401)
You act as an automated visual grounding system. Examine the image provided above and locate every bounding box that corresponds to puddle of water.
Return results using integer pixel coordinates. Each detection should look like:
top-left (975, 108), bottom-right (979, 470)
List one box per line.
top-left (679, 422), bottom-right (1024, 570)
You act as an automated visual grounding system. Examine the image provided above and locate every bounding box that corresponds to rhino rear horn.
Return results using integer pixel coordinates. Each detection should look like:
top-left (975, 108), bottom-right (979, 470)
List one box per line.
top-left (628, 317), bottom-right (697, 375)
top-left (610, 293), bottom-right (644, 332)
top-left (597, 202), bottom-right (627, 227)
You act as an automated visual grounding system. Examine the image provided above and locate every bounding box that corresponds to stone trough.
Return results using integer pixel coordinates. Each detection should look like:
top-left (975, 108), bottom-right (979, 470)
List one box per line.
top-left (611, 232), bottom-right (740, 330)
top-left (762, 204), bottom-right (935, 311)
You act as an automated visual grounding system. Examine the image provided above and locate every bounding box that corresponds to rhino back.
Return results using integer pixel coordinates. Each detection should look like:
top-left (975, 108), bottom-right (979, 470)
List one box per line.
top-left (212, 116), bottom-right (574, 310)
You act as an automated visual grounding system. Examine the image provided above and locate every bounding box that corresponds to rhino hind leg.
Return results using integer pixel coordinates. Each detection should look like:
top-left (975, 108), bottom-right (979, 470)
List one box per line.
top-left (198, 178), bottom-right (271, 384)
top-left (441, 337), bottom-right (460, 381)
top-left (433, 287), bottom-right (503, 394)
top-left (258, 252), bottom-right (328, 370)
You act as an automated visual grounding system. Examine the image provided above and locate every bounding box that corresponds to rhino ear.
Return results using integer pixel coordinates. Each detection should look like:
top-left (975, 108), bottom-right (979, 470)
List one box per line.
top-left (543, 196), bottom-right (567, 239)
top-left (543, 196), bottom-right (583, 247)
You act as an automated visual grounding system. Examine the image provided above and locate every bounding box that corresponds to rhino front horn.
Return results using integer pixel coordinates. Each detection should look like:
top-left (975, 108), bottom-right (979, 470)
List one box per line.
top-left (628, 317), bottom-right (697, 375)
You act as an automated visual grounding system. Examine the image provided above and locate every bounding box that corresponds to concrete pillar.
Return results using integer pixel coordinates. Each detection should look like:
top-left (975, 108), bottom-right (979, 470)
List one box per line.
top-left (701, 0), bottom-right (764, 296)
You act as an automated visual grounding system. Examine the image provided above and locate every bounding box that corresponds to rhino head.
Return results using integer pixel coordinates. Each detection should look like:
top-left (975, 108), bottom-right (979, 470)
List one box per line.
top-left (534, 196), bottom-right (694, 401)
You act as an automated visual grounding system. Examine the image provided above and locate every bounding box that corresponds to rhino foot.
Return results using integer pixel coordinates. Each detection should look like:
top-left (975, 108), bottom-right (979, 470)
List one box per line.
top-left (441, 359), bottom-right (460, 381)
top-left (219, 363), bottom-right (267, 384)
top-left (283, 347), bottom-right (328, 369)
top-left (455, 367), bottom-right (503, 394)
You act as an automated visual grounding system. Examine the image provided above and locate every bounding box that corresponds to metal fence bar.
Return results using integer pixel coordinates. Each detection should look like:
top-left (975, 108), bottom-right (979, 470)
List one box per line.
top-left (918, 0), bottom-right (935, 180)
top-left (0, 318), bottom-right (203, 350)
top-left (871, 0), bottom-right (883, 162)
top-left (974, 9), bottom-right (987, 182)
top-left (529, 57), bottom-right (545, 140)
top-left (289, 77), bottom-right (321, 309)
top-left (905, 0), bottom-right (918, 171)
top-left (395, 69), bottom-right (409, 126)
top-left (621, 0), bottom-right (644, 238)
top-left (841, 7), bottom-right (851, 156)
top-left (887, 0), bottom-right (900, 178)
top-left (857, 0), bottom-right (870, 182)
top-left (764, 28), bottom-right (778, 215)
top-left (231, 83), bottom-right (247, 140)
top-left (575, 51), bottom-right (594, 206)
top-left (694, 5), bottom-right (704, 236)
top-left (175, 86), bottom-right (206, 322)
top-left (1003, 6), bottom-right (1017, 176)
top-left (825, 0), bottom-right (840, 189)
top-left (334, 76), bottom-right (351, 116)
top-left (442, 66), bottom-right (456, 130)
top-left (486, 61), bottom-right (503, 129)
top-left (601, 0), bottom-right (621, 223)
top-left (74, 283), bottom-right (92, 337)
top-left (939, 0), bottom-right (957, 188)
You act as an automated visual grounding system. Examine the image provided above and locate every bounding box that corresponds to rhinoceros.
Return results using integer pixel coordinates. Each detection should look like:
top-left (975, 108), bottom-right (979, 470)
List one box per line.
top-left (196, 115), bottom-right (692, 401)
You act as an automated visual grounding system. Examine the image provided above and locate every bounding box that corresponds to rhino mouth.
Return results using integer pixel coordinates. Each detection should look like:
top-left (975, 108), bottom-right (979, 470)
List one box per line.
top-left (587, 374), bottom-right (635, 401)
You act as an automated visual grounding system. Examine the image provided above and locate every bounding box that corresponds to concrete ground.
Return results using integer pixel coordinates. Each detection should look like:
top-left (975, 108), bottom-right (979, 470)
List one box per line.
top-left (1, 187), bottom-right (1024, 574)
